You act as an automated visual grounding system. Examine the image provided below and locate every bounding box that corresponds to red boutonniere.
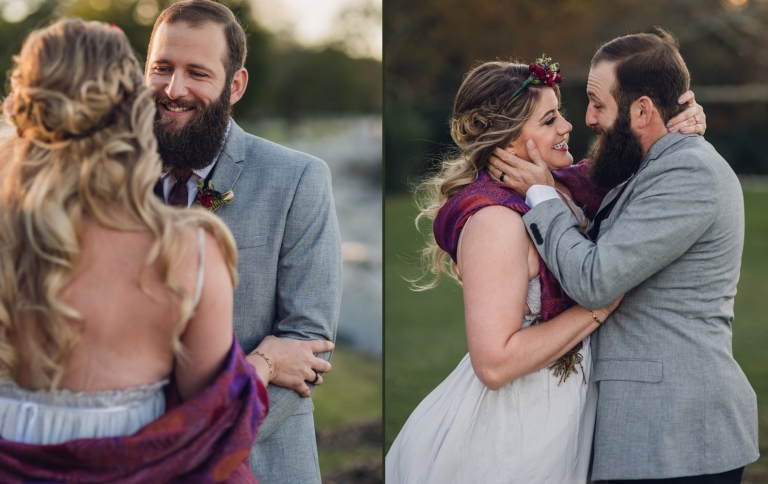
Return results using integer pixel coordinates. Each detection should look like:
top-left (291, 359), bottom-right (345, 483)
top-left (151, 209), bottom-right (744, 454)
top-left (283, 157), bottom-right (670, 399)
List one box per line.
top-left (195, 179), bottom-right (234, 212)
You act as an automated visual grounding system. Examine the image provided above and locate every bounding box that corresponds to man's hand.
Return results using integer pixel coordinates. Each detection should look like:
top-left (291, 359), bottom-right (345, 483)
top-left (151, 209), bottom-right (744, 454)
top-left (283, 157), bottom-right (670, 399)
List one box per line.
top-left (487, 140), bottom-right (554, 194)
top-left (667, 90), bottom-right (707, 135)
top-left (247, 336), bottom-right (334, 398)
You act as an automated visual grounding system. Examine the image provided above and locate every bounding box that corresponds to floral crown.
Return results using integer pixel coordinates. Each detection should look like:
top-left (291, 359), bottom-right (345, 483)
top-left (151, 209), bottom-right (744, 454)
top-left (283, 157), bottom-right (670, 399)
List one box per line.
top-left (511, 55), bottom-right (563, 99)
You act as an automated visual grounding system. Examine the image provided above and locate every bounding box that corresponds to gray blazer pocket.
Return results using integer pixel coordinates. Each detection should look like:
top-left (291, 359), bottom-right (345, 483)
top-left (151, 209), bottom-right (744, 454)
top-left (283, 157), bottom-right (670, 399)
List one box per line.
top-left (593, 358), bottom-right (663, 383)
top-left (237, 235), bottom-right (267, 249)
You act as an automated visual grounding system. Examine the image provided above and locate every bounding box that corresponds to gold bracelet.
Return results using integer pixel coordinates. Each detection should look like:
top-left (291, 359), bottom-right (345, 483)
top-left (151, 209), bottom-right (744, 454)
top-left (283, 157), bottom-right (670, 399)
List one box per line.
top-left (588, 310), bottom-right (603, 326)
top-left (249, 350), bottom-right (273, 376)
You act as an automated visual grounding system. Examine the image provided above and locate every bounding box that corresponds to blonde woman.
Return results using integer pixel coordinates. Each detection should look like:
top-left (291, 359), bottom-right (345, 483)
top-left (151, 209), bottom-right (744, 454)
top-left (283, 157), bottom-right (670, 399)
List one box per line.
top-left (385, 59), bottom-right (706, 483)
top-left (0, 19), bottom-right (329, 481)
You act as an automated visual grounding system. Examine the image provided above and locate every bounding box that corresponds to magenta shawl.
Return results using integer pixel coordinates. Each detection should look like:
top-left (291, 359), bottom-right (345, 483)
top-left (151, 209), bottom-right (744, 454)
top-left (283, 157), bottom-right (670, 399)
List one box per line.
top-left (433, 160), bottom-right (607, 321)
top-left (0, 335), bottom-right (268, 483)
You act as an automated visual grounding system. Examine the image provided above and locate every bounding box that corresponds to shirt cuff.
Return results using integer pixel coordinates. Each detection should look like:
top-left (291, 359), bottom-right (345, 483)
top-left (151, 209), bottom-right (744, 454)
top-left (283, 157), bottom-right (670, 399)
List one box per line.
top-left (525, 185), bottom-right (559, 208)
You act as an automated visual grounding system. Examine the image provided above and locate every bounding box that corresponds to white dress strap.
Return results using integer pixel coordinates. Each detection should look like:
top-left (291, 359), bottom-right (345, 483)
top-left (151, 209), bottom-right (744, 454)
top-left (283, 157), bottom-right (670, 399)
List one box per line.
top-left (192, 227), bottom-right (205, 308)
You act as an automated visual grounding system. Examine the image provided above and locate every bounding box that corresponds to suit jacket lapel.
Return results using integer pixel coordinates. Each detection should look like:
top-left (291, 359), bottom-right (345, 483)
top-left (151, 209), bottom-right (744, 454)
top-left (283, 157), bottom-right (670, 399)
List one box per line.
top-left (586, 133), bottom-right (692, 237)
top-left (593, 180), bottom-right (627, 216)
top-left (208, 119), bottom-right (245, 197)
top-left (153, 179), bottom-right (165, 202)
top-left (597, 132), bottom-right (691, 213)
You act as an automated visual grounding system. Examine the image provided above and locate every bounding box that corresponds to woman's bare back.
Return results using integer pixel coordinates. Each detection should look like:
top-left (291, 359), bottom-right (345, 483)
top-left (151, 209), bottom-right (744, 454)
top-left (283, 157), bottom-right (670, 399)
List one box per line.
top-left (13, 220), bottom-right (201, 392)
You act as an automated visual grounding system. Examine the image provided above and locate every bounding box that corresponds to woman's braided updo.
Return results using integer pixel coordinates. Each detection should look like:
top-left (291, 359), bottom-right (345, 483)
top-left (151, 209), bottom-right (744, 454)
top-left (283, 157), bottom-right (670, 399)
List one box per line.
top-left (414, 61), bottom-right (560, 289)
top-left (0, 19), bottom-right (237, 390)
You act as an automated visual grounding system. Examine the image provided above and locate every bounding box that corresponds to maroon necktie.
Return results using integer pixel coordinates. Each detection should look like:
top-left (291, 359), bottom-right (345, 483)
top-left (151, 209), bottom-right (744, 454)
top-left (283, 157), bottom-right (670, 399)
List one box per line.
top-left (168, 170), bottom-right (193, 207)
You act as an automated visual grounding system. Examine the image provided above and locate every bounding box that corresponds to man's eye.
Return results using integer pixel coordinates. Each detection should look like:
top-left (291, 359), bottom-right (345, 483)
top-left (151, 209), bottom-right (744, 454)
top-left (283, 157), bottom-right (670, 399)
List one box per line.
top-left (191, 71), bottom-right (206, 78)
top-left (592, 104), bottom-right (602, 110)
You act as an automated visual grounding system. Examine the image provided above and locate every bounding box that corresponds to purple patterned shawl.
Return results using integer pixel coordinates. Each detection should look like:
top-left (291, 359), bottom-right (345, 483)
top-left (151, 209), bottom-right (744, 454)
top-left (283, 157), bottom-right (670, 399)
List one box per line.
top-left (433, 159), bottom-right (607, 321)
top-left (0, 334), bottom-right (268, 483)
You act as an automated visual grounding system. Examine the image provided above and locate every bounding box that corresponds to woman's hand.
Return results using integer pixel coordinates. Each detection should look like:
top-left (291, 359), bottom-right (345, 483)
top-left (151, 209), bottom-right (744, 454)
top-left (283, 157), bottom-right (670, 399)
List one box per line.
top-left (593, 294), bottom-right (624, 322)
top-left (666, 90), bottom-right (707, 135)
top-left (247, 336), bottom-right (334, 398)
top-left (487, 141), bottom-right (554, 193)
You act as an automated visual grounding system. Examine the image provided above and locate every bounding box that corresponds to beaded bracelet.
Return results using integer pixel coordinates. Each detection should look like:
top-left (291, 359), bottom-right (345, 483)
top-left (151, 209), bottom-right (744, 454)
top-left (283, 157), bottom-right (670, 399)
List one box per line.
top-left (588, 310), bottom-right (603, 326)
top-left (249, 350), bottom-right (273, 377)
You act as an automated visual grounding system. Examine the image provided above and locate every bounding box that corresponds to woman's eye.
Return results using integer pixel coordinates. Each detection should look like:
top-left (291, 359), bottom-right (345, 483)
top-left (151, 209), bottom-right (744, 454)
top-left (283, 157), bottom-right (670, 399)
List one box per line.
top-left (592, 104), bottom-right (602, 110)
top-left (544, 117), bottom-right (556, 126)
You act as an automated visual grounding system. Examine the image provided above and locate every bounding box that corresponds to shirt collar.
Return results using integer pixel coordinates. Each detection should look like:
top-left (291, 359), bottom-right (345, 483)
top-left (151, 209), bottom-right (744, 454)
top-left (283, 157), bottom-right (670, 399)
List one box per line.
top-left (160, 119), bottom-right (232, 180)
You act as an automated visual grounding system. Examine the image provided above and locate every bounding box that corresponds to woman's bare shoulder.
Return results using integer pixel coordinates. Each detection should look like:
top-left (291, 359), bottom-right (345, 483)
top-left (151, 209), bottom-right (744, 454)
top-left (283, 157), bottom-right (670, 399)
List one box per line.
top-left (458, 205), bottom-right (537, 280)
top-left (463, 205), bottom-right (527, 239)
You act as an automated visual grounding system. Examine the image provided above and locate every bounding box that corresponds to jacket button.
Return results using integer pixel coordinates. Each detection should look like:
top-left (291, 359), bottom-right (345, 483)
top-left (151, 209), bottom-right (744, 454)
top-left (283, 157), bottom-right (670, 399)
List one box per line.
top-left (530, 223), bottom-right (544, 245)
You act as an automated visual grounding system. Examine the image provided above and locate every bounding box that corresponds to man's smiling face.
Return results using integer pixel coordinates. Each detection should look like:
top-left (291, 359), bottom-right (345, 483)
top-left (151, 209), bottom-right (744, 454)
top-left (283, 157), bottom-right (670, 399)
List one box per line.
top-left (146, 20), bottom-right (229, 129)
top-left (584, 60), bottom-right (646, 190)
top-left (145, 20), bottom-right (235, 173)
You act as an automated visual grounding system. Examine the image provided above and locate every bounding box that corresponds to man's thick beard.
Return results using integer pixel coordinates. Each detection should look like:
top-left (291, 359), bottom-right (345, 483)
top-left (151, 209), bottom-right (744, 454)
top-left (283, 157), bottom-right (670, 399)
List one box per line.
top-left (586, 106), bottom-right (645, 190)
top-left (154, 85), bottom-right (232, 174)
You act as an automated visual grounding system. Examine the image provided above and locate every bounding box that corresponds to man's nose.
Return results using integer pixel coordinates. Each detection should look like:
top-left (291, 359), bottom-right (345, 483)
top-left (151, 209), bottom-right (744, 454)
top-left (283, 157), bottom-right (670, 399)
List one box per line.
top-left (165, 73), bottom-right (188, 100)
top-left (585, 108), bottom-right (598, 128)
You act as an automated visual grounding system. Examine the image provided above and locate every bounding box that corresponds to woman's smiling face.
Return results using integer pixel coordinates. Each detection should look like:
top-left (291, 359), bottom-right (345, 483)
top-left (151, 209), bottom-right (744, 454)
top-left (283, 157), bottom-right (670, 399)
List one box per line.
top-left (508, 87), bottom-right (573, 171)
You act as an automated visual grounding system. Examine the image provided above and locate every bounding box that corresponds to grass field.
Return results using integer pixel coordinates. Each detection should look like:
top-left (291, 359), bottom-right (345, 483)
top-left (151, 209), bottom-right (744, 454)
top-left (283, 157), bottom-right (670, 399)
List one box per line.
top-left (312, 344), bottom-right (382, 480)
top-left (384, 191), bottom-right (768, 480)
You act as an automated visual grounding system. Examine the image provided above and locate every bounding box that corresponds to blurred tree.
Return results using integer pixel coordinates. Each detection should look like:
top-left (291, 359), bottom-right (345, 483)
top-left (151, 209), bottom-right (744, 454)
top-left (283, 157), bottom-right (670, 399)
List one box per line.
top-left (385, 0), bottom-right (768, 192)
top-left (328, 0), bottom-right (382, 60)
top-left (60, 0), bottom-right (271, 117)
top-left (0, 0), bottom-right (60, 89)
top-left (0, 0), bottom-right (381, 121)
top-left (261, 46), bottom-right (382, 121)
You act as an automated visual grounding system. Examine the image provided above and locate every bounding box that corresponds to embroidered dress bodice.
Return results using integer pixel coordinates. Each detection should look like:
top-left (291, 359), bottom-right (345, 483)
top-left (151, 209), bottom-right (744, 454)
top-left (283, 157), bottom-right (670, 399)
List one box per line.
top-left (0, 229), bottom-right (207, 445)
top-left (522, 275), bottom-right (542, 327)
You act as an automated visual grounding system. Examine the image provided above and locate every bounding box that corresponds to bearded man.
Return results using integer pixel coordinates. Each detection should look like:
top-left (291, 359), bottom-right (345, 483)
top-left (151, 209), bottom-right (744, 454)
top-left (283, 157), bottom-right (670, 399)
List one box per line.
top-left (488, 30), bottom-right (758, 483)
top-left (145, 1), bottom-right (342, 482)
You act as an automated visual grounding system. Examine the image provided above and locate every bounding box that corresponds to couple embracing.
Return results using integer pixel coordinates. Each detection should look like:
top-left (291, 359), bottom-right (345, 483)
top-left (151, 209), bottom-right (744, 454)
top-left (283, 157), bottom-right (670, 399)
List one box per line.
top-left (0, 0), bottom-right (340, 482)
top-left (386, 29), bottom-right (758, 483)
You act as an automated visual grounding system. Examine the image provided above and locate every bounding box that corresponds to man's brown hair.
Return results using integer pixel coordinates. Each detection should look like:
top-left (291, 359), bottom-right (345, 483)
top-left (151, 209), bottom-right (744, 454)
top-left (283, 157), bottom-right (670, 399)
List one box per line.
top-left (147, 0), bottom-right (247, 83)
top-left (591, 29), bottom-right (690, 123)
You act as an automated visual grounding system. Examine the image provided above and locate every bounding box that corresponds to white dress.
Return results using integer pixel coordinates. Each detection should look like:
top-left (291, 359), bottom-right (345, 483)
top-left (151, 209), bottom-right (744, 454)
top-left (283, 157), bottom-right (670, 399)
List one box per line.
top-left (386, 200), bottom-right (597, 484)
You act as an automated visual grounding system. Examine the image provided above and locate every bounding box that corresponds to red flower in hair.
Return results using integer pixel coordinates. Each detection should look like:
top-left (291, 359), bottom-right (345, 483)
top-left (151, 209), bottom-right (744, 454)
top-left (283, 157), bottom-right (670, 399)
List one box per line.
top-left (513, 55), bottom-right (563, 99)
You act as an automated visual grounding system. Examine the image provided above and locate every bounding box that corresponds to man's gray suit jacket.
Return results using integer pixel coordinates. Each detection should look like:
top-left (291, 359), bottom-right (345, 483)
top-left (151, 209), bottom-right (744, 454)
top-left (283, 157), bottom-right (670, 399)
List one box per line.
top-left (208, 120), bottom-right (342, 483)
top-left (523, 132), bottom-right (758, 480)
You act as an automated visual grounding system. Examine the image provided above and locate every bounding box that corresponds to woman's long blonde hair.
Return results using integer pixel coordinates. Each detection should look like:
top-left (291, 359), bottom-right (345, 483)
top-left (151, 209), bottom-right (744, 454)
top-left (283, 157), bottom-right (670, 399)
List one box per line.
top-left (0, 19), bottom-right (238, 390)
top-left (414, 61), bottom-right (560, 289)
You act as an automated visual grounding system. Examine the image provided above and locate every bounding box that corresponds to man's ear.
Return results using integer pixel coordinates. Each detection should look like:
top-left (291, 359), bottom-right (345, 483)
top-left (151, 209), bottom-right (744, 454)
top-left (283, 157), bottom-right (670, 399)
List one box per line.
top-left (631, 96), bottom-right (654, 130)
top-left (229, 67), bottom-right (248, 105)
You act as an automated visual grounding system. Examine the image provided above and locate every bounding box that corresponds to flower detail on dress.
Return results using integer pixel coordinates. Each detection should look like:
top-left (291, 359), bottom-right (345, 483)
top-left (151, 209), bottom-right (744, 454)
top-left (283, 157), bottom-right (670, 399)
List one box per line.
top-left (531, 316), bottom-right (586, 385)
top-left (195, 179), bottom-right (234, 212)
top-left (549, 341), bottom-right (586, 385)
